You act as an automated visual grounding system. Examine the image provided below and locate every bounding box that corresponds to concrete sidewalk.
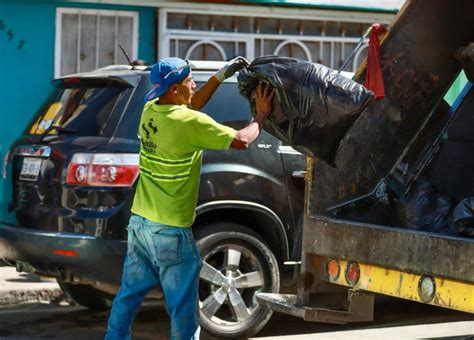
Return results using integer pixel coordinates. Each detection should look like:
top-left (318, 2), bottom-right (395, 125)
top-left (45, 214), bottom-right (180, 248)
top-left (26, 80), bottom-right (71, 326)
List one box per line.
top-left (251, 321), bottom-right (474, 339)
top-left (0, 266), bottom-right (63, 306)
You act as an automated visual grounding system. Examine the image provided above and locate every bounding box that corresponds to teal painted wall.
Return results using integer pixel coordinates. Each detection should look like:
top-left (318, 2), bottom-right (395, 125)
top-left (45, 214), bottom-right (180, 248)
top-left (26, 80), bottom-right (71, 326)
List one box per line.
top-left (0, 0), bottom-right (56, 159)
top-left (0, 0), bottom-right (155, 222)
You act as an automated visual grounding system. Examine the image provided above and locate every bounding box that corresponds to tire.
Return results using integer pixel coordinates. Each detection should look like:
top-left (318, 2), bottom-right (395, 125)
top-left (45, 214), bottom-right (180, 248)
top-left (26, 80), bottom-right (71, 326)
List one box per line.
top-left (195, 222), bottom-right (280, 339)
top-left (57, 279), bottom-right (114, 310)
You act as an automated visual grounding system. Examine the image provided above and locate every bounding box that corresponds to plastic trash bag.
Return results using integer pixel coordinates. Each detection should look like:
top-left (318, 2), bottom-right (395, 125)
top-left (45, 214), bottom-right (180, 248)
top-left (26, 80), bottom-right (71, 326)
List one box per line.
top-left (237, 56), bottom-right (375, 163)
top-left (456, 43), bottom-right (474, 82)
top-left (450, 197), bottom-right (474, 237)
top-left (395, 177), bottom-right (451, 232)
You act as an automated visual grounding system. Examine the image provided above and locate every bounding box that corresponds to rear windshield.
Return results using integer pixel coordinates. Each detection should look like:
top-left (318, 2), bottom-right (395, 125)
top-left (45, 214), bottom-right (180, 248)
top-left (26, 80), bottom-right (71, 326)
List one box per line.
top-left (27, 79), bottom-right (130, 137)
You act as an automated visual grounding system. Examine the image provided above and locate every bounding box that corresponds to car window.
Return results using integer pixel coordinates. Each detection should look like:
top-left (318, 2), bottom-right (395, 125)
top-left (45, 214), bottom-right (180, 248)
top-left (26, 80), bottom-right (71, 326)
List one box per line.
top-left (27, 80), bottom-right (130, 138)
top-left (115, 78), bottom-right (251, 141)
top-left (199, 82), bottom-right (251, 125)
top-left (112, 77), bottom-right (150, 140)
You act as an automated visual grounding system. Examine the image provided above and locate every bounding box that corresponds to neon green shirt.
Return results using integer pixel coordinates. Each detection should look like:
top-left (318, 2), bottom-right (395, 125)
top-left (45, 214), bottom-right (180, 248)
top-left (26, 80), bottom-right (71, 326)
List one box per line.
top-left (131, 102), bottom-right (237, 227)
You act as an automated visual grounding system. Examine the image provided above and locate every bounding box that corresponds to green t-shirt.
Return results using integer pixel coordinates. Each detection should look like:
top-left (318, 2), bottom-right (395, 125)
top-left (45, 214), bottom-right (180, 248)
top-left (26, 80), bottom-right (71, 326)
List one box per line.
top-left (131, 102), bottom-right (237, 227)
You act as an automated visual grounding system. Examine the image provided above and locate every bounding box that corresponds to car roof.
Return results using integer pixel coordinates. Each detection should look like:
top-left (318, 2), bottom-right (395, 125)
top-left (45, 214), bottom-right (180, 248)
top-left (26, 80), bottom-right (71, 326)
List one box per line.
top-left (57, 59), bottom-right (354, 84)
top-left (56, 60), bottom-right (235, 85)
top-left (59, 60), bottom-right (225, 77)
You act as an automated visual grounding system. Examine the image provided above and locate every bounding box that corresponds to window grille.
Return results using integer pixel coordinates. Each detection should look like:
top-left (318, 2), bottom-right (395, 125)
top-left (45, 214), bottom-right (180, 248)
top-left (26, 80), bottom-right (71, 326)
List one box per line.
top-left (55, 8), bottom-right (138, 77)
top-left (164, 12), bottom-right (375, 72)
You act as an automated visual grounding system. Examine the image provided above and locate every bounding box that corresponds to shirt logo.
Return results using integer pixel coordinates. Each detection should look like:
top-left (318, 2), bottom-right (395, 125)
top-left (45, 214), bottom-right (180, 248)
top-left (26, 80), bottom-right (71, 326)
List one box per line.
top-left (142, 118), bottom-right (158, 139)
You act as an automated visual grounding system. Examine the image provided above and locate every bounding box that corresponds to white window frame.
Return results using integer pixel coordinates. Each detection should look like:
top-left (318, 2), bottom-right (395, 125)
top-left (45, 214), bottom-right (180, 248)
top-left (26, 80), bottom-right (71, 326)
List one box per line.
top-left (157, 5), bottom-right (392, 71)
top-left (274, 40), bottom-right (313, 62)
top-left (184, 40), bottom-right (228, 60)
top-left (55, 7), bottom-right (138, 78)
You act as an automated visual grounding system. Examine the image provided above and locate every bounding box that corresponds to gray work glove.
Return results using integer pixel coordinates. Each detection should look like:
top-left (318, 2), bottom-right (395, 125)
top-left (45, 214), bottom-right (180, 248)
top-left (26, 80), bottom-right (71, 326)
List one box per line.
top-left (214, 56), bottom-right (249, 82)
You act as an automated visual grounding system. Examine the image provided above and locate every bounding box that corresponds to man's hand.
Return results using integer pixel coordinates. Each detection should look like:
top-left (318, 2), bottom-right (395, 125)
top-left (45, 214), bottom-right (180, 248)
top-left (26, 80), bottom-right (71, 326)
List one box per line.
top-left (230, 82), bottom-right (274, 150)
top-left (214, 56), bottom-right (249, 82)
top-left (255, 82), bottom-right (275, 120)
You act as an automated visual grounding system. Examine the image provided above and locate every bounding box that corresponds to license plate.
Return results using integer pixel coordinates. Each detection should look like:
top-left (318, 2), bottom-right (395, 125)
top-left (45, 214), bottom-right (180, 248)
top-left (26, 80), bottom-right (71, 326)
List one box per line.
top-left (20, 157), bottom-right (42, 181)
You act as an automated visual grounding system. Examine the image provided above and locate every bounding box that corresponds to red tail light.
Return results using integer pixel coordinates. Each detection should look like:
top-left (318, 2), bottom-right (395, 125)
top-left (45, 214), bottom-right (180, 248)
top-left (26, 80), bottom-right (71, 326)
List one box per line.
top-left (345, 262), bottom-right (360, 285)
top-left (54, 249), bottom-right (79, 257)
top-left (66, 153), bottom-right (139, 187)
top-left (327, 259), bottom-right (340, 281)
top-left (63, 77), bottom-right (81, 84)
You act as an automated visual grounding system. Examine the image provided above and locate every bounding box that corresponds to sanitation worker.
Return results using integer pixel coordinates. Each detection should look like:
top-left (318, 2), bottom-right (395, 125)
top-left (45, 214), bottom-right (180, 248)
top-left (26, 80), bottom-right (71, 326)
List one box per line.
top-left (105, 56), bottom-right (274, 340)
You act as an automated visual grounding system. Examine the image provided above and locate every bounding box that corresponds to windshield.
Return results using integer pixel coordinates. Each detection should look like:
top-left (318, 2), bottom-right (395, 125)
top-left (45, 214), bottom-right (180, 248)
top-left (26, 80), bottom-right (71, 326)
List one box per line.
top-left (27, 81), bottom-right (130, 137)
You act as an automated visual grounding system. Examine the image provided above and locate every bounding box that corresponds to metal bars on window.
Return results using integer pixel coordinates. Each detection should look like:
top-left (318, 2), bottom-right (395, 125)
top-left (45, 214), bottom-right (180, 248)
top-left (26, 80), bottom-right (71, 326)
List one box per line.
top-left (55, 8), bottom-right (138, 78)
top-left (162, 11), bottom-right (373, 72)
top-left (166, 29), bottom-right (367, 72)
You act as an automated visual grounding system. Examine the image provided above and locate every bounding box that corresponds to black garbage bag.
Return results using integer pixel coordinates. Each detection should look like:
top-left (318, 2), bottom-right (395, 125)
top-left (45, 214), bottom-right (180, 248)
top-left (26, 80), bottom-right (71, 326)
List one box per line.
top-left (449, 198), bottom-right (474, 237)
top-left (237, 56), bottom-right (374, 163)
top-left (395, 177), bottom-right (451, 232)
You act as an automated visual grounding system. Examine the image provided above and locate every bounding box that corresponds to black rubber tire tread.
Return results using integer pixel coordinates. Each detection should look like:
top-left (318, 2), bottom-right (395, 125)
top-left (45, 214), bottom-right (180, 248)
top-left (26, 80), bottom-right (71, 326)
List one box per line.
top-left (195, 222), bottom-right (280, 339)
top-left (57, 279), bottom-right (114, 311)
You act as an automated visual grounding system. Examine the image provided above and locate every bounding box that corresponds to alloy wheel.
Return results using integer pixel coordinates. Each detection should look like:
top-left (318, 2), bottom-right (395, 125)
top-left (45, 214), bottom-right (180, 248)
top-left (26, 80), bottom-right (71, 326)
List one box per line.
top-left (199, 244), bottom-right (265, 325)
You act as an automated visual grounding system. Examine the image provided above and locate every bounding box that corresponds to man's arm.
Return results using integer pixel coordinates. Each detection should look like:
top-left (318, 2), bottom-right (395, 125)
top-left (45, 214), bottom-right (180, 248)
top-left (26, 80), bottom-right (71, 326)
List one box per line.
top-left (190, 76), bottom-right (220, 110)
top-left (190, 57), bottom-right (249, 110)
top-left (231, 82), bottom-right (274, 150)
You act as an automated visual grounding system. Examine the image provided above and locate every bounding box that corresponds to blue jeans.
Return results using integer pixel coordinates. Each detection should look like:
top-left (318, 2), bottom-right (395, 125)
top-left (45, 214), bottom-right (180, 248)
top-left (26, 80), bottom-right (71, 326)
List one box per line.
top-left (105, 215), bottom-right (202, 340)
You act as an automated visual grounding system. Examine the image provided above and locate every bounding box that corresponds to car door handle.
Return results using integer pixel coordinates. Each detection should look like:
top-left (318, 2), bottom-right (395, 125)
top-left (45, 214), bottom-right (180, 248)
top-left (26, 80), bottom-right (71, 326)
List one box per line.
top-left (292, 171), bottom-right (306, 179)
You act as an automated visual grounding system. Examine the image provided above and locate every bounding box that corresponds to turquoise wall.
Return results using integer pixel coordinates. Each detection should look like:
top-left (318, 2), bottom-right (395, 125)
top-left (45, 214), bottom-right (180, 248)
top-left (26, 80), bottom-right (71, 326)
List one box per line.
top-left (0, 0), bottom-right (56, 159)
top-left (0, 0), bottom-right (155, 222)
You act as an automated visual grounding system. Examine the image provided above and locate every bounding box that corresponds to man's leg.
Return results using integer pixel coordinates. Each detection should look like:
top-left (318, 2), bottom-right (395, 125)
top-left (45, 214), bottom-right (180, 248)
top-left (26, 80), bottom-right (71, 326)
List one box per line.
top-left (106, 218), bottom-right (160, 340)
top-left (155, 228), bottom-right (202, 340)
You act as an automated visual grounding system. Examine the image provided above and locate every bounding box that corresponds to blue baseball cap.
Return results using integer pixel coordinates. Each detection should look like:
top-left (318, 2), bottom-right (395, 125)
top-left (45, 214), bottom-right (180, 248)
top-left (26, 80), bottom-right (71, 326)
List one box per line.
top-left (145, 58), bottom-right (191, 102)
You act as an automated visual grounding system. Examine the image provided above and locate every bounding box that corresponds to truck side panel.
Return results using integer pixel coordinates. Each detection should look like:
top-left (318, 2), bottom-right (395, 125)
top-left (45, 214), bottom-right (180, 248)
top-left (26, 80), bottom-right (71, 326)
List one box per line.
top-left (310, 0), bottom-right (474, 213)
top-left (303, 216), bottom-right (474, 283)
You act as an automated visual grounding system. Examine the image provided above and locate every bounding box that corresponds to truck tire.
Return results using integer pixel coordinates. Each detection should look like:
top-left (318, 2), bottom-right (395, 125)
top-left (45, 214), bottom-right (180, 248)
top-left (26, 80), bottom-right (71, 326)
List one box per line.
top-left (57, 279), bottom-right (114, 310)
top-left (195, 223), bottom-right (280, 339)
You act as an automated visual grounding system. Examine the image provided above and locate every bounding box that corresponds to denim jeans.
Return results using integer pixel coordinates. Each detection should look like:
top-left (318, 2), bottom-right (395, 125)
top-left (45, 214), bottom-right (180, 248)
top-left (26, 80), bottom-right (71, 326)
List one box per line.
top-left (105, 215), bottom-right (202, 340)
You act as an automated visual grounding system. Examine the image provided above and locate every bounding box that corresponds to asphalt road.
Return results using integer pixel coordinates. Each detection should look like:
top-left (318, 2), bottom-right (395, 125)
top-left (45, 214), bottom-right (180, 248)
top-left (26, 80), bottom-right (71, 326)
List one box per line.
top-left (0, 297), bottom-right (473, 339)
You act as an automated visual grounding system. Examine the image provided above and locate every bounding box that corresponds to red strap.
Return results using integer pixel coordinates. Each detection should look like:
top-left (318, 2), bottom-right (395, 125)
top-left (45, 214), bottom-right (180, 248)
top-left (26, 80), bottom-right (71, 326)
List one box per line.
top-left (364, 23), bottom-right (387, 100)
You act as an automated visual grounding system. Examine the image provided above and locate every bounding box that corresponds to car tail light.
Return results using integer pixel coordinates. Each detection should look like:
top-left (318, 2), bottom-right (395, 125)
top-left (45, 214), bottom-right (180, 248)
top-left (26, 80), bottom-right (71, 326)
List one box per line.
top-left (63, 77), bottom-right (81, 84)
top-left (327, 259), bottom-right (340, 281)
top-left (345, 261), bottom-right (360, 285)
top-left (54, 249), bottom-right (79, 257)
top-left (66, 153), bottom-right (139, 187)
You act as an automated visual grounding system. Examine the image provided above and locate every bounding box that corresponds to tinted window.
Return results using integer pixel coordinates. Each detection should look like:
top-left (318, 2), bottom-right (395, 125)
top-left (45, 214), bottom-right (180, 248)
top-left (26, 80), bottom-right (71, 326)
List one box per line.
top-left (115, 79), bottom-right (251, 140)
top-left (200, 82), bottom-right (251, 124)
top-left (27, 81), bottom-right (130, 137)
top-left (113, 77), bottom-right (150, 140)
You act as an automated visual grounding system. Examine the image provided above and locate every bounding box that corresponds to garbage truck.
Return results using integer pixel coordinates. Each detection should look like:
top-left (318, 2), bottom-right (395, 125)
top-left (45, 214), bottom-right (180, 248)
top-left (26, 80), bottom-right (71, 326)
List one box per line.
top-left (256, 0), bottom-right (474, 323)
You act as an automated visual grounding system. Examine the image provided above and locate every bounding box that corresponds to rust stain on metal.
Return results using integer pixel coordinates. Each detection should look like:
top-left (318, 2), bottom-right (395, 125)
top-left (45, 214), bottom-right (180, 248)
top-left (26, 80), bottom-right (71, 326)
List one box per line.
top-left (396, 273), bottom-right (403, 296)
top-left (434, 293), bottom-right (449, 308)
top-left (430, 73), bottom-right (440, 82)
top-left (297, 272), bottom-right (314, 290)
top-left (311, 255), bottom-right (322, 268)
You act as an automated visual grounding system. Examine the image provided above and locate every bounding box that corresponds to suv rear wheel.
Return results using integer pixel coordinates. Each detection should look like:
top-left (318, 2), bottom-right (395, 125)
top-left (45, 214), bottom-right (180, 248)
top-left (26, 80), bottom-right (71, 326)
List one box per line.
top-left (195, 223), bottom-right (280, 338)
top-left (57, 279), bottom-right (114, 310)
